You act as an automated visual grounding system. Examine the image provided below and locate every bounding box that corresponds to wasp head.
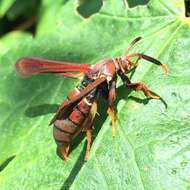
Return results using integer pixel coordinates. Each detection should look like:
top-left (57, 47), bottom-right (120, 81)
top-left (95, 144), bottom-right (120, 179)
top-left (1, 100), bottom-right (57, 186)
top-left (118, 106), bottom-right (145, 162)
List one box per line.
top-left (119, 55), bottom-right (139, 73)
top-left (117, 37), bottom-right (168, 75)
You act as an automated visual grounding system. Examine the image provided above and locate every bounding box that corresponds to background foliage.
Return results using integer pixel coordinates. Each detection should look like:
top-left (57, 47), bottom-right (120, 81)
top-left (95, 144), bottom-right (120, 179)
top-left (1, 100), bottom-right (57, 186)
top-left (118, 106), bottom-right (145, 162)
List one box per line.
top-left (0, 0), bottom-right (190, 190)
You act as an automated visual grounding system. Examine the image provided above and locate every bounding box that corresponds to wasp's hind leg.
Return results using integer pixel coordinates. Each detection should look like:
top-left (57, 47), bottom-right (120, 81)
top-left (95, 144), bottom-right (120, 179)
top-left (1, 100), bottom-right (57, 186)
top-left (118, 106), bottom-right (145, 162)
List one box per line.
top-left (85, 128), bottom-right (92, 161)
top-left (107, 79), bottom-right (117, 137)
top-left (107, 106), bottom-right (116, 137)
top-left (58, 144), bottom-right (70, 161)
top-left (83, 102), bottom-right (97, 160)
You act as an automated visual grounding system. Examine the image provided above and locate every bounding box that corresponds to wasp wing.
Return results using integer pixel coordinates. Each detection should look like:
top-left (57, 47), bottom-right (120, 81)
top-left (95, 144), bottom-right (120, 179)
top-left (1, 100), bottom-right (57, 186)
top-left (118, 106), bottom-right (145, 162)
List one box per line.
top-left (16, 57), bottom-right (90, 77)
top-left (50, 77), bottom-right (106, 124)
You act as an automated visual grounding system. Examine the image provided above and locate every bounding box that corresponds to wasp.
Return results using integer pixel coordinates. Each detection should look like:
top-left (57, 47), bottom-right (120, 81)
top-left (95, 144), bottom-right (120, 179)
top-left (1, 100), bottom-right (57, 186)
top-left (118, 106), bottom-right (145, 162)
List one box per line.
top-left (16, 37), bottom-right (167, 160)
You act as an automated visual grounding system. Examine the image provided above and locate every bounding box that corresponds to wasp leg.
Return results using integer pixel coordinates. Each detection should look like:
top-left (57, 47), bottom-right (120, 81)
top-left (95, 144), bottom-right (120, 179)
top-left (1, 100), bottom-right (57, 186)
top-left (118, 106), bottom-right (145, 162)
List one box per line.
top-left (107, 78), bottom-right (116, 137)
top-left (84, 128), bottom-right (92, 160)
top-left (118, 70), bottom-right (160, 99)
top-left (58, 72), bottom-right (84, 79)
top-left (107, 106), bottom-right (116, 137)
top-left (127, 82), bottom-right (160, 99)
top-left (82, 102), bottom-right (97, 160)
top-left (58, 144), bottom-right (70, 161)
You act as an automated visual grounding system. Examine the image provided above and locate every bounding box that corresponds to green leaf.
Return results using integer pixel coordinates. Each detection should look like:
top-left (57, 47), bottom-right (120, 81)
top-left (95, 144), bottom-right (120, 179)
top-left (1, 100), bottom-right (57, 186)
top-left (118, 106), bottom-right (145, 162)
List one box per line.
top-left (0, 0), bottom-right (16, 17)
top-left (0, 0), bottom-right (190, 190)
top-left (36, 0), bottom-right (67, 36)
top-left (0, 31), bottom-right (32, 55)
top-left (6, 0), bottom-right (39, 20)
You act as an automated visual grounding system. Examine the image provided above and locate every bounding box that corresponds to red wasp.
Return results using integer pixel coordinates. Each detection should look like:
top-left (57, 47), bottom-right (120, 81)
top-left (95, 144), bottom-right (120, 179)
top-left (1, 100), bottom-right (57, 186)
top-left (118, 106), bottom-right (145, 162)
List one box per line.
top-left (16, 37), bottom-right (167, 160)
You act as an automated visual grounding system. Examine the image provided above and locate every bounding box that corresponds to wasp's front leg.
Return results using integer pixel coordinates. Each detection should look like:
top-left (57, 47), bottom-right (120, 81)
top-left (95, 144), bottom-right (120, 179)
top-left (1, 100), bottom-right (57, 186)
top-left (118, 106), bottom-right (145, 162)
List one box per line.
top-left (127, 82), bottom-right (160, 99)
top-left (118, 70), bottom-right (160, 99)
top-left (107, 78), bottom-right (117, 137)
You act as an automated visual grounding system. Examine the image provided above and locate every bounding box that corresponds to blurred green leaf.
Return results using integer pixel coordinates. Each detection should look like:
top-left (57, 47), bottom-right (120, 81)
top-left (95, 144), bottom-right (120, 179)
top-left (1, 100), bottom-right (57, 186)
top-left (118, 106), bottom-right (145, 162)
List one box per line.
top-left (0, 31), bottom-right (32, 55)
top-left (6, 0), bottom-right (39, 20)
top-left (0, 0), bottom-right (190, 190)
top-left (0, 0), bottom-right (16, 18)
top-left (0, 0), bottom-right (39, 38)
top-left (36, 0), bottom-right (66, 35)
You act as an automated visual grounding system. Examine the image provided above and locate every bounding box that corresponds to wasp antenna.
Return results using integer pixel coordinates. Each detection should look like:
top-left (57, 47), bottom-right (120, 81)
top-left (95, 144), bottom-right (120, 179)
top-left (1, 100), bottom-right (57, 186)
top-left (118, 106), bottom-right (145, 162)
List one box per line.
top-left (160, 64), bottom-right (168, 75)
top-left (125, 37), bottom-right (142, 55)
top-left (127, 53), bottom-right (168, 75)
top-left (140, 54), bottom-right (168, 75)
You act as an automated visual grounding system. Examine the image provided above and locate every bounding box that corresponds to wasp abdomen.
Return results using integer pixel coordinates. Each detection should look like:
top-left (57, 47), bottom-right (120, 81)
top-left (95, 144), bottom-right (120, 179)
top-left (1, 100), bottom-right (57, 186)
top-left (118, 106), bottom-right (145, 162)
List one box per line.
top-left (53, 93), bottom-right (94, 145)
top-left (53, 99), bottom-right (92, 143)
top-left (53, 75), bottom-right (98, 159)
top-left (53, 119), bottom-right (77, 145)
top-left (68, 108), bottom-right (85, 125)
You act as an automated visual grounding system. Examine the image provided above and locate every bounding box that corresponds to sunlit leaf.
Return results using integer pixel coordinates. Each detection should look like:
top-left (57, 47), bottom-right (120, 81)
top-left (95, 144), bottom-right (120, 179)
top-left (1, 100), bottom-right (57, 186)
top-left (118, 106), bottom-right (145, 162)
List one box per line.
top-left (0, 1), bottom-right (190, 190)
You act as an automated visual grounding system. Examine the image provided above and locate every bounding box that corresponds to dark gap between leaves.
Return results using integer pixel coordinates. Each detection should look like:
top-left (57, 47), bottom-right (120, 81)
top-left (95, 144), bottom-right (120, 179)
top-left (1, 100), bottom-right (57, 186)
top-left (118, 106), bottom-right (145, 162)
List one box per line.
top-left (185, 0), bottom-right (190, 17)
top-left (127, 0), bottom-right (150, 8)
top-left (0, 16), bottom-right (35, 37)
top-left (0, 155), bottom-right (16, 172)
top-left (0, 0), bottom-right (41, 37)
top-left (77, 0), bottom-right (102, 18)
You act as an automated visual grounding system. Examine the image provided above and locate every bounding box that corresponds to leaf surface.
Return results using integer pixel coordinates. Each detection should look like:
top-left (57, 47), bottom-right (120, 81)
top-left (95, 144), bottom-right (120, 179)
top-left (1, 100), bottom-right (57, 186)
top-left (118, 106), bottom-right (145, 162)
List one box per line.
top-left (0, 1), bottom-right (190, 190)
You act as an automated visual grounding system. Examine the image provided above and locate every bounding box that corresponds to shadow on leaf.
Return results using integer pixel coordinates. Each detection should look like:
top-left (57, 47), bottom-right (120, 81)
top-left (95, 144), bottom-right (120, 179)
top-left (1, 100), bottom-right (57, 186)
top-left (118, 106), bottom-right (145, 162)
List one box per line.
top-left (25, 104), bottom-right (59, 117)
top-left (0, 155), bottom-right (16, 172)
